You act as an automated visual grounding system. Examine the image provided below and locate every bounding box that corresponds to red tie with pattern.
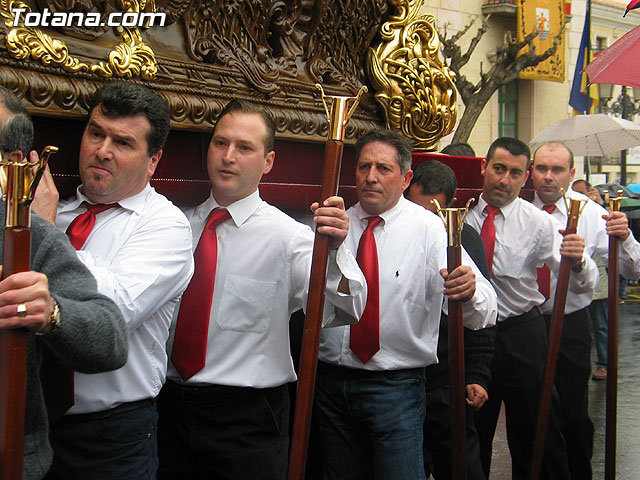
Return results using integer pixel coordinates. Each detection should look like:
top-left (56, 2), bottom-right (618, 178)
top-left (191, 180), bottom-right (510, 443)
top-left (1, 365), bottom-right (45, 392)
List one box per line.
top-left (171, 208), bottom-right (231, 380)
top-left (350, 216), bottom-right (383, 363)
top-left (480, 205), bottom-right (501, 277)
top-left (41, 203), bottom-right (119, 421)
top-left (536, 204), bottom-right (557, 300)
top-left (66, 203), bottom-right (119, 249)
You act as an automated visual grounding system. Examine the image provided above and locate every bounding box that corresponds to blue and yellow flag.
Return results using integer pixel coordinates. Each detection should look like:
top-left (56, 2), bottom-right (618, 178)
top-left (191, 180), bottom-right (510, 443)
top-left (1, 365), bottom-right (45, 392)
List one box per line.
top-left (569, 1), bottom-right (598, 114)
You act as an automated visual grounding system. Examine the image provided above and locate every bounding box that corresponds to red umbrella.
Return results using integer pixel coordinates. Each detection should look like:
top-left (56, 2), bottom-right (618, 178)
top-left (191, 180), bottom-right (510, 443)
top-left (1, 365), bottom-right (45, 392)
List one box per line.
top-left (625, 0), bottom-right (640, 16)
top-left (584, 24), bottom-right (640, 88)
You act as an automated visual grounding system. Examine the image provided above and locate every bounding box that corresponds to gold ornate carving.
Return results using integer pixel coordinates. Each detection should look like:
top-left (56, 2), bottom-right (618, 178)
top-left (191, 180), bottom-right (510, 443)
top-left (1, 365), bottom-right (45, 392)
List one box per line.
top-left (366, 0), bottom-right (457, 151)
top-left (0, 1), bottom-right (396, 141)
top-left (1, 0), bottom-right (157, 79)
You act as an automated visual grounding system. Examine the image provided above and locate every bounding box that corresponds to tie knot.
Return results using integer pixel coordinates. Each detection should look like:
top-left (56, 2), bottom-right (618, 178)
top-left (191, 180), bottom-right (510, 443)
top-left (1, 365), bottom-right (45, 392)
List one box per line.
top-left (365, 216), bottom-right (383, 231)
top-left (484, 205), bottom-right (500, 216)
top-left (86, 203), bottom-right (119, 215)
top-left (543, 204), bottom-right (556, 214)
top-left (205, 209), bottom-right (231, 231)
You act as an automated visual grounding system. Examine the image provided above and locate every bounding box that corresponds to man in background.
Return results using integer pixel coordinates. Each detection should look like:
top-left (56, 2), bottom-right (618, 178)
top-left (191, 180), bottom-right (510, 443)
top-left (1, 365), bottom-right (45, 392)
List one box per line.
top-left (406, 160), bottom-right (495, 480)
top-left (531, 141), bottom-right (640, 479)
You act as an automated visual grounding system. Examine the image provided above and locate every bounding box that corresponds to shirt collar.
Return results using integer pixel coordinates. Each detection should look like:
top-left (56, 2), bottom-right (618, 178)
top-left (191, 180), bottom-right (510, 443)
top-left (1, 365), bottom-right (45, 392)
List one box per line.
top-left (533, 189), bottom-right (583, 217)
top-left (205, 189), bottom-right (262, 227)
top-left (354, 195), bottom-right (407, 229)
top-left (60, 183), bottom-right (151, 215)
top-left (477, 193), bottom-right (518, 220)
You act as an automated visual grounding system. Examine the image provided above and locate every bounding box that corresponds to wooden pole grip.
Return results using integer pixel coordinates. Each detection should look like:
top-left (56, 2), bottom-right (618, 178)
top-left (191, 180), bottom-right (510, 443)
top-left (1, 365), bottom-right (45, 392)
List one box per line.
top-left (447, 245), bottom-right (467, 480)
top-left (288, 140), bottom-right (343, 480)
top-left (530, 220), bottom-right (578, 480)
top-left (0, 227), bottom-right (32, 480)
top-left (605, 236), bottom-right (619, 480)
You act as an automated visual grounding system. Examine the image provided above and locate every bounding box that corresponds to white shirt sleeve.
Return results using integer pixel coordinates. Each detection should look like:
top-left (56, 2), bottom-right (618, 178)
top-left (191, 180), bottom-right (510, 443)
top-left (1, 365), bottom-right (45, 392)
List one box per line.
top-left (77, 212), bottom-right (194, 332)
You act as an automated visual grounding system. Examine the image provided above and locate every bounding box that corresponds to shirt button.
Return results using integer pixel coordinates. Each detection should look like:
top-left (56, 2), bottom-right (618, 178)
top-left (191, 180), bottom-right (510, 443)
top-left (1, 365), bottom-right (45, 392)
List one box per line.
top-left (344, 350), bottom-right (350, 354)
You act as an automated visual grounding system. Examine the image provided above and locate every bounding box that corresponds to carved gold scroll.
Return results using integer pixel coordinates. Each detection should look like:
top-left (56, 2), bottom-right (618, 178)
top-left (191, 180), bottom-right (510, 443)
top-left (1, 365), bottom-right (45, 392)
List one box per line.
top-left (0, 0), bottom-right (457, 148)
top-left (366, 0), bottom-right (457, 151)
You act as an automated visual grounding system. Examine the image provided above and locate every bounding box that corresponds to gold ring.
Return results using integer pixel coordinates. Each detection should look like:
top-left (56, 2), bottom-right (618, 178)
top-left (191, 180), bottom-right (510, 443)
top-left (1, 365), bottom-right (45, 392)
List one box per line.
top-left (17, 303), bottom-right (27, 318)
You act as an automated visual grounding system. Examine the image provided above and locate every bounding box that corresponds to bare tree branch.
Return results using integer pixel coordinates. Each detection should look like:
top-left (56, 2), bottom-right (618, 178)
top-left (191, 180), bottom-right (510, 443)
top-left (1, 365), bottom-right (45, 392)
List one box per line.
top-left (439, 13), bottom-right (567, 143)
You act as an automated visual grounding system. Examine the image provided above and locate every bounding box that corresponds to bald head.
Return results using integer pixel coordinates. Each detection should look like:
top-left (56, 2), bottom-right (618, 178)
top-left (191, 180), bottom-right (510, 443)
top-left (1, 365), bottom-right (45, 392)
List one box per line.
top-left (531, 142), bottom-right (576, 204)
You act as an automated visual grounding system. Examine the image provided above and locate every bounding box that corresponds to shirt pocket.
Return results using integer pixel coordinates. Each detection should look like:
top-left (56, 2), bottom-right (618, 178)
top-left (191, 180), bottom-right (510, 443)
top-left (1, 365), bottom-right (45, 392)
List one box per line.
top-left (498, 241), bottom-right (530, 278)
top-left (217, 274), bottom-right (277, 333)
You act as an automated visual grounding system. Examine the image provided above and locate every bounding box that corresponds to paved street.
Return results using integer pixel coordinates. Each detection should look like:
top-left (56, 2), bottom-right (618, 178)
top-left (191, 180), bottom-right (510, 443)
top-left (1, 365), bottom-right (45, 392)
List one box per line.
top-left (488, 289), bottom-right (640, 479)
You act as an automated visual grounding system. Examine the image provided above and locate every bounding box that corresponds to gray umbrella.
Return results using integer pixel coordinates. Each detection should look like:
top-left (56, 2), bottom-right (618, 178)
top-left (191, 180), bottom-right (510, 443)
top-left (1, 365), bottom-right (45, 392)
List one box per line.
top-left (529, 114), bottom-right (640, 156)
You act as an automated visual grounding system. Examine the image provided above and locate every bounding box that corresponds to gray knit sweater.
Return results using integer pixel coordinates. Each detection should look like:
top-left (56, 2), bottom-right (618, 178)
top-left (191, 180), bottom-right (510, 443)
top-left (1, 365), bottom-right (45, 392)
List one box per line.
top-left (2, 208), bottom-right (129, 480)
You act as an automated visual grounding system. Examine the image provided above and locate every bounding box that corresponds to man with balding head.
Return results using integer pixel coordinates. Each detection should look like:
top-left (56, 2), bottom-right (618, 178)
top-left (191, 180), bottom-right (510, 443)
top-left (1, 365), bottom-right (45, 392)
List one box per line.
top-left (531, 141), bottom-right (640, 479)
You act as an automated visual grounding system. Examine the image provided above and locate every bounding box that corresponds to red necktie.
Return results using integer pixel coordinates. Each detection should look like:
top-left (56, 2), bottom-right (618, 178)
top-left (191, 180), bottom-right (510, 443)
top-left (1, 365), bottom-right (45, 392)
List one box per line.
top-left (480, 205), bottom-right (501, 277)
top-left (171, 209), bottom-right (231, 380)
top-left (350, 216), bottom-right (383, 363)
top-left (536, 204), bottom-right (557, 300)
top-left (41, 203), bottom-right (119, 421)
top-left (66, 203), bottom-right (119, 249)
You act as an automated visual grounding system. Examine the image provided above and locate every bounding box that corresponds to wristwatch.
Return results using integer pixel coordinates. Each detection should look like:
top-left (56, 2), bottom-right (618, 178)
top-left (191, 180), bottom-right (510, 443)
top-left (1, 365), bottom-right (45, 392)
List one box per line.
top-left (36, 297), bottom-right (60, 336)
top-left (571, 258), bottom-right (585, 273)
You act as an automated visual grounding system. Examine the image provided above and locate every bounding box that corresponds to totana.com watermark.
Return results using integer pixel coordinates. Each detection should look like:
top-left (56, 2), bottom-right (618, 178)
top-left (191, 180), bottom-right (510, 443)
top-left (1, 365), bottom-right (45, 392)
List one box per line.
top-left (11, 7), bottom-right (166, 28)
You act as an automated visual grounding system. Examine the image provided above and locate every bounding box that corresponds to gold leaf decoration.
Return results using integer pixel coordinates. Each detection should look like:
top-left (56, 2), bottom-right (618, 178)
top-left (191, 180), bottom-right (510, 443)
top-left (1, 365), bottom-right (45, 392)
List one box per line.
top-left (367, 0), bottom-right (457, 151)
top-left (1, 0), bottom-right (157, 79)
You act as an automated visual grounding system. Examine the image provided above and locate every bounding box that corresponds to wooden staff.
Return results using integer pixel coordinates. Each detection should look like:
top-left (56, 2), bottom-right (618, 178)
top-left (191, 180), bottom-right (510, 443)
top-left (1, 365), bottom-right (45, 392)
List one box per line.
top-left (605, 190), bottom-right (623, 480)
top-left (434, 198), bottom-right (474, 480)
top-left (0, 145), bottom-right (57, 479)
top-left (530, 197), bottom-right (583, 480)
top-left (288, 84), bottom-right (366, 480)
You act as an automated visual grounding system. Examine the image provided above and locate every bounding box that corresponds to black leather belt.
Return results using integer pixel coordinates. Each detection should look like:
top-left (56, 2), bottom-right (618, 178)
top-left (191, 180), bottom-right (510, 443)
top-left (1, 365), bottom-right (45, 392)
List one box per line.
top-left (498, 306), bottom-right (542, 331)
top-left (60, 397), bottom-right (156, 423)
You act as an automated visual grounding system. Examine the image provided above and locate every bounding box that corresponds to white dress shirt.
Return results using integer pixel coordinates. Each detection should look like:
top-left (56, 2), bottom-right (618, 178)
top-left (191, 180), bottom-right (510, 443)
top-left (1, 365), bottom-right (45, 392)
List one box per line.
top-left (533, 189), bottom-right (640, 314)
top-left (319, 197), bottom-right (498, 371)
top-left (466, 196), bottom-right (598, 321)
top-left (56, 184), bottom-right (194, 414)
top-left (166, 189), bottom-right (366, 388)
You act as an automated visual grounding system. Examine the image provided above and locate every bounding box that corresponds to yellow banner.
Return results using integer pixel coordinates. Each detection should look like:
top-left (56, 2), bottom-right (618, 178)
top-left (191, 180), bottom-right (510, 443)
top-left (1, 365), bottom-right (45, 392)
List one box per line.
top-left (518, 0), bottom-right (566, 82)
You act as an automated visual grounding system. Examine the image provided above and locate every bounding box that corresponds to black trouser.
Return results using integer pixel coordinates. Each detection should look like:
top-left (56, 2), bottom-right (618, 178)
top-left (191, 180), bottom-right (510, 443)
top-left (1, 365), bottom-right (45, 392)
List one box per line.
top-left (474, 308), bottom-right (570, 480)
top-left (46, 399), bottom-right (158, 480)
top-left (424, 386), bottom-right (486, 480)
top-left (157, 380), bottom-right (289, 480)
top-left (544, 308), bottom-right (594, 480)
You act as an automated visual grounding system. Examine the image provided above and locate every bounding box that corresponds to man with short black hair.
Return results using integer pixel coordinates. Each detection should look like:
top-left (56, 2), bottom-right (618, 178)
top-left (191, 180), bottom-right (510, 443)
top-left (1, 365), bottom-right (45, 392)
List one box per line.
top-left (0, 86), bottom-right (128, 480)
top-left (33, 82), bottom-right (194, 479)
top-left (406, 160), bottom-right (494, 480)
top-left (466, 137), bottom-right (598, 480)
top-left (441, 142), bottom-right (476, 157)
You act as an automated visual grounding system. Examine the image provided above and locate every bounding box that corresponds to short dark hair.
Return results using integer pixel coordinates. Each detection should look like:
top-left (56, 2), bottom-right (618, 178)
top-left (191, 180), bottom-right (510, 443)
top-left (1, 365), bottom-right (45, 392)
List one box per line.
top-left (0, 86), bottom-right (30, 117)
top-left (441, 142), bottom-right (476, 157)
top-left (355, 129), bottom-right (413, 173)
top-left (214, 100), bottom-right (275, 154)
top-left (572, 178), bottom-right (591, 189)
top-left (408, 160), bottom-right (457, 206)
top-left (533, 142), bottom-right (574, 169)
top-left (486, 137), bottom-right (531, 169)
top-left (88, 82), bottom-right (170, 156)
